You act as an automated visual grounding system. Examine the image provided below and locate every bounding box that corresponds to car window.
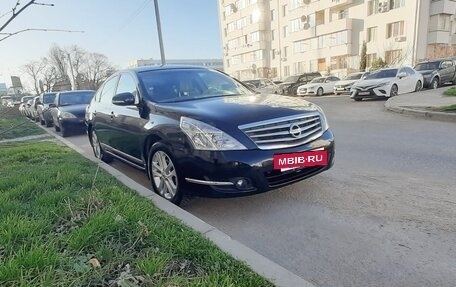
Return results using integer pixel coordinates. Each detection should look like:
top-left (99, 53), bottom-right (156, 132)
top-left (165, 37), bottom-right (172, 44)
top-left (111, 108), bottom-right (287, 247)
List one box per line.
top-left (116, 73), bottom-right (138, 97)
top-left (58, 91), bottom-right (95, 106)
top-left (404, 67), bottom-right (415, 75)
top-left (43, 93), bottom-right (56, 104)
top-left (100, 76), bottom-right (119, 105)
top-left (138, 69), bottom-right (251, 103)
top-left (310, 77), bottom-right (325, 83)
top-left (365, 69), bottom-right (398, 79)
top-left (441, 60), bottom-right (453, 69)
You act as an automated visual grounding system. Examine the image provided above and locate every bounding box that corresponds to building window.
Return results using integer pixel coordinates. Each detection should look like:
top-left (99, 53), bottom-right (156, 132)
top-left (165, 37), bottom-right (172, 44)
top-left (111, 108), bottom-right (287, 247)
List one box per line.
top-left (284, 66), bottom-right (290, 77)
top-left (429, 14), bottom-right (451, 32)
top-left (318, 36), bottom-right (326, 48)
top-left (318, 58), bottom-right (326, 72)
top-left (386, 21), bottom-right (405, 38)
top-left (330, 31), bottom-right (348, 46)
top-left (338, 9), bottom-right (348, 20)
top-left (366, 54), bottom-right (377, 67)
top-left (367, 0), bottom-right (379, 16)
top-left (330, 55), bottom-right (347, 70)
top-left (271, 9), bottom-right (276, 21)
top-left (290, 18), bottom-right (302, 32)
top-left (283, 46), bottom-right (288, 58)
top-left (308, 13), bottom-right (316, 27)
top-left (385, 49), bottom-right (402, 65)
top-left (367, 27), bottom-right (377, 42)
top-left (290, 0), bottom-right (302, 9)
top-left (235, 0), bottom-right (246, 9)
top-left (316, 10), bottom-right (325, 25)
top-left (271, 29), bottom-right (275, 41)
top-left (282, 4), bottom-right (287, 17)
top-left (253, 50), bottom-right (264, 61)
top-left (294, 61), bottom-right (306, 74)
top-left (250, 31), bottom-right (260, 42)
top-left (272, 49), bottom-right (276, 60)
top-left (236, 17), bottom-right (247, 29)
top-left (283, 25), bottom-right (289, 37)
top-left (227, 22), bottom-right (235, 33)
top-left (389, 0), bottom-right (405, 9)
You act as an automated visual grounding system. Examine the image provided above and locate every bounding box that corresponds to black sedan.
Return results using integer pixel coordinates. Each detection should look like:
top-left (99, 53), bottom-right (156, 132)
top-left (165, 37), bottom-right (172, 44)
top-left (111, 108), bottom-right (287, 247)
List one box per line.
top-left (86, 66), bottom-right (335, 204)
top-left (50, 90), bottom-right (95, 137)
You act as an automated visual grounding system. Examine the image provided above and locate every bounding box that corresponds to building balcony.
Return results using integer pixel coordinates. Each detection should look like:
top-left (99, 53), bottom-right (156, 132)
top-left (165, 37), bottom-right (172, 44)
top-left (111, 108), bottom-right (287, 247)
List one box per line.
top-left (430, 0), bottom-right (456, 16)
top-left (321, 0), bottom-right (354, 9)
top-left (428, 30), bottom-right (451, 44)
top-left (316, 18), bottom-right (352, 36)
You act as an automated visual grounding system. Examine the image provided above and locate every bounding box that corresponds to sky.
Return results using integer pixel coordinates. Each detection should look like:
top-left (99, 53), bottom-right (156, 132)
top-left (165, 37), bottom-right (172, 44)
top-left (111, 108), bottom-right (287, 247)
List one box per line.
top-left (0, 0), bottom-right (222, 88)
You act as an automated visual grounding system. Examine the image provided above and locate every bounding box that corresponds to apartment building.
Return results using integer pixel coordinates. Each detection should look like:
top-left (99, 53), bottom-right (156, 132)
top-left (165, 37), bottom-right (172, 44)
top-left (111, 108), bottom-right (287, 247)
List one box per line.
top-left (218, 0), bottom-right (456, 80)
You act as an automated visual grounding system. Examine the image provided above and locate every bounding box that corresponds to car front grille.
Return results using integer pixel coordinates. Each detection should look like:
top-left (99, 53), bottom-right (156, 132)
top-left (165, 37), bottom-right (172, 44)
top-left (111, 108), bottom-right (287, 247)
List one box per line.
top-left (239, 113), bottom-right (323, 150)
top-left (264, 165), bottom-right (327, 188)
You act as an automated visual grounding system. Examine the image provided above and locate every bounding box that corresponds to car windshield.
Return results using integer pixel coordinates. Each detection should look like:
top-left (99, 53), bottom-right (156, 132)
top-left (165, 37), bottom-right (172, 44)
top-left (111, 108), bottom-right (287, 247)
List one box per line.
top-left (310, 77), bottom-right (325, 83)
top-left (414, 62), bottom-right (440, 71)
top-left (21, 96), bottom-right (34, 102)
top-left (138, 69), bottom-right (252, 103)
top-left (43, 93), bottom-right (57, 104)
top-left (345, 73), bottom-right (363, 80)
top-left (283, 75), bottom-right (299, 82)
top-left (365, 69), bottom-right (398, 79)
top-left (58, 91), bottom-right (94, 106)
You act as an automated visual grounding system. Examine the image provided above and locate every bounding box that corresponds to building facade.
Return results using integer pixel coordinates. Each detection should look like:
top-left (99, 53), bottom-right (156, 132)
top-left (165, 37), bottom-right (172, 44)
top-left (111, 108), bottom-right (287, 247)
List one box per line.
top-left (218, 0), bottom-right (456, 80)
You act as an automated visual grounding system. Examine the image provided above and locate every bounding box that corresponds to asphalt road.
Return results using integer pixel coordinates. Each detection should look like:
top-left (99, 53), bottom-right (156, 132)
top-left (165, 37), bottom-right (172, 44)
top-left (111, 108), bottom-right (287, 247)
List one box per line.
top-left (58, 95), bottom-right (456, 287)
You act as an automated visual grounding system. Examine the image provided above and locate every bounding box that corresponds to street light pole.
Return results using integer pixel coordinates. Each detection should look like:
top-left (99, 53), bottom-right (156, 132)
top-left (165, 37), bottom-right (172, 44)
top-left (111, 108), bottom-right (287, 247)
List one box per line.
top-left (154, 0), bottom-right (166, 65)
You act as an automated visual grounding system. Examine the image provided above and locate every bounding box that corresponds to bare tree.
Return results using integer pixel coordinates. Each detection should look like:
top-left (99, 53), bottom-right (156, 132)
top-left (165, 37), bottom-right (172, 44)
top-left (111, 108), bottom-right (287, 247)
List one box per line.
top-left (22, 60), bottom-right (46, 95)
top-left (83, 53), bottom-right (116, 90)
top-left (40, 57), bottom-right (57, 92)
top-left (48, 45), bottom-right (71, 90)
top-left (64, 45), bottom-right (87, 89)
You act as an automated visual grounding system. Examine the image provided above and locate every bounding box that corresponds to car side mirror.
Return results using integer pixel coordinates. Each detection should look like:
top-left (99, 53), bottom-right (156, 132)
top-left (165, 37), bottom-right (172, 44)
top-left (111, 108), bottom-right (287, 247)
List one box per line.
top-left (112, 92), bottom-right (136, 106)
top-left (398, 72), bottom-right (407, 79)
top-left (48, 103), bottom-right (56, 108)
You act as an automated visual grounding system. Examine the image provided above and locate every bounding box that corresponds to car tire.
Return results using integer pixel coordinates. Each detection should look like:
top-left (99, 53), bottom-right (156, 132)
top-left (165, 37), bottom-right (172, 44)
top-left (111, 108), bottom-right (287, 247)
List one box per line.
top-left (61, 126), bottom-right (69, 137)
top-left (45, 119), bottom-right (52, 127)
top-left (148, 143), bottom-right (183, 205)
top-left (414, 80), bottom-right (422, 92)
top-left (54, 122), bottom-right (61, 132)
top-left (390, 84), bottom-right (398, 97)
top-left (431, 77), bottom-right (439, 89)
top-left (353, 98), bottom-right (362, 102)
top-left (316, 87), bottom-right (324, 97)
top-left (90, 129), bottom-right (112, 163)
top-left (334, 92), bottom-right (339, 96)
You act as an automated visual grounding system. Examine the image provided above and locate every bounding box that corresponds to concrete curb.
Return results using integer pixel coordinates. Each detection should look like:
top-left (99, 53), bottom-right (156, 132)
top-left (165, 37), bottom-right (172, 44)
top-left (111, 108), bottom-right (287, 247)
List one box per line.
top-left (36, 124), bottom-right (317, 287)
top-left (385, 100), bottom-right (456, 122)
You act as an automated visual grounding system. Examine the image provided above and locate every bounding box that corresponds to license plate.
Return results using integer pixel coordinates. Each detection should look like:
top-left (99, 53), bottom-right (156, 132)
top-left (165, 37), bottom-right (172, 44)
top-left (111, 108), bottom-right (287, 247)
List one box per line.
top-left (274, 150), bottom-right (328, 171)
top-left (358, 91), bottom-right (370, 95)
top-left (336, 88), bottom-right (345, 91)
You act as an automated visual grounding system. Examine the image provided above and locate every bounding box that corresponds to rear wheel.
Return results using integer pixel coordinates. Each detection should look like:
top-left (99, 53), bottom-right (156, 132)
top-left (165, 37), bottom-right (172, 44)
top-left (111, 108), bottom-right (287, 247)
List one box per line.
top-left (148, 143), bottom-right (183, 205)
top-left (431, 77), bottom-right (439, 89)
top-left (414, 80), bottom-right (422, 92)
top-left (353, 98), bottom-right (362, 102)
top-left (90, 130), bottom-right (112, 163)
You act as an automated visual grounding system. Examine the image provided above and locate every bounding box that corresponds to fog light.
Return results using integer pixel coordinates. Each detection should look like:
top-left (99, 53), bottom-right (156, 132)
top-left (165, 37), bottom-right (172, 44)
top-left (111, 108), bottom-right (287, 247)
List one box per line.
top-left (231, 177), bottom-right (252, 190)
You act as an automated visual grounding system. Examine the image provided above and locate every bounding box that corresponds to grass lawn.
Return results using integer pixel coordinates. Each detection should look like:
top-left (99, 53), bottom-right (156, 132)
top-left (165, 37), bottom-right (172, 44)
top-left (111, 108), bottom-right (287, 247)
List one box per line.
top-left (434, 104), bottom-right (456, 113)
top-left (443, 87), bottom-right (456, 97)
top-left (0, 141), bottom-right (273, 286)
top-left (0, 108), bottom-right (45, 140)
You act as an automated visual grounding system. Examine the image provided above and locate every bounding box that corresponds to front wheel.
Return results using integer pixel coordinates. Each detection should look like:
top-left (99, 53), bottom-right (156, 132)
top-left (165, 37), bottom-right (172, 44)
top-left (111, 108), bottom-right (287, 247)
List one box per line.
top-left (390, 84), bottom-right (398, 97)
top-left (430, 77), bottom-right (439, 89)
top-left (316, 87), bottom-right (324, 96)
top-left (148, 143), bottom-right (183, 205)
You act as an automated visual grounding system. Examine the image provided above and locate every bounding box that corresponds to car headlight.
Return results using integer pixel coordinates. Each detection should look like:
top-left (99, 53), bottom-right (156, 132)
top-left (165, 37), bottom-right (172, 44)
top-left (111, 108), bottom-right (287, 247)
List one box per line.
top-left (180, 117), bottom-right (247, 151)
top-left (60, 112), bottom-right (76, 119)
top-left (375, 82), bottom-right (389, 88)
top-left (315, 106), bottom-right (329, 131)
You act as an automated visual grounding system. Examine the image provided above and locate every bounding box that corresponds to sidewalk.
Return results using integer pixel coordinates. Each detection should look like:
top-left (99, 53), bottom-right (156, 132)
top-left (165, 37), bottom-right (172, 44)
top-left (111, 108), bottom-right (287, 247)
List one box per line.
top-left (385, 87), bottom-right (456, 122)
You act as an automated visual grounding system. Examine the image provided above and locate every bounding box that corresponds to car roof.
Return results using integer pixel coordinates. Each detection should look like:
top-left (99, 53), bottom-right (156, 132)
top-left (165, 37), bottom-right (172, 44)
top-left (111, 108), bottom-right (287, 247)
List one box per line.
top-left (131, 65), bottom-right (211, 74)
top-left (57, 90), bottom-right (95, 94)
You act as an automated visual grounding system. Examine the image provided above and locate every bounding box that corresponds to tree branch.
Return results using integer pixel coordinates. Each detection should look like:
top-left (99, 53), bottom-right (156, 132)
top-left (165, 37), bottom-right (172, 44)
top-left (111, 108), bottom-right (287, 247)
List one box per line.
top-left (0, 0), bottom-right (37, 33)
top-left (0, 28), bottom-right (84, 42)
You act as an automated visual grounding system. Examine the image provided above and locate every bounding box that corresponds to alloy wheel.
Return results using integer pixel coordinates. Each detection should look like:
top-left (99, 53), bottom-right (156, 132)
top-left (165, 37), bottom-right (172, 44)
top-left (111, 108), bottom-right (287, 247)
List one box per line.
top-left (390, 85), bottom-right (398, 97)
top-left (91, 130), bottom-right (101, 159)
top-left (151, 151), bottom-right (178, 200)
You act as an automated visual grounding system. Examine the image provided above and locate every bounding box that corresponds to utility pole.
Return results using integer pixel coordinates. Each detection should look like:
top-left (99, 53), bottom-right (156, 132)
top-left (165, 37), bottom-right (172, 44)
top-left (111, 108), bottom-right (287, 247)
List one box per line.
top-left (154, 0), bottom-right (166, 65)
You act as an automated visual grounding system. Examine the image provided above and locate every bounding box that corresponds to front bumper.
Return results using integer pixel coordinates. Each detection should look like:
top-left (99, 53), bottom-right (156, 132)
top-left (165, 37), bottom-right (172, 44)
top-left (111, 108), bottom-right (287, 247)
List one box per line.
top-left (60, 117), bottom-right (86, 131)
top-left (334, 86), bottom-right (352, 94)
top-left (297, 88), bottom-right (316, 96)
top-left (350, 85), bottom-right (391, 99)
top-left (174, 129), bottom-right (335, 197)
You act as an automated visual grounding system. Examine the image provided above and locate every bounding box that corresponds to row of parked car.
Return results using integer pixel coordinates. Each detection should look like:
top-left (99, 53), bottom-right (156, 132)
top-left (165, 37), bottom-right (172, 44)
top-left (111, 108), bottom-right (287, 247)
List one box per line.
top-left (243, 57), bottom-right (456, 101)
top-left (19, 90), bottom-right (95, 137)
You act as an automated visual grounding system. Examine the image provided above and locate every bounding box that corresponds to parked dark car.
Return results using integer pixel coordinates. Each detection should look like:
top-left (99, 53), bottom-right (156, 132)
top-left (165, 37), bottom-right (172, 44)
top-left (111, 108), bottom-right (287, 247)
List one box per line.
top-left (86, 66), bottom-right (335, 205)
top-left (277, 72), bottom-right (322, 95)
top-left (414, 58), bottom-right (456, 89)
top-left (50, 90), bottom-right (95, 137)
top-left (37, 92), bottom-right (57, 126)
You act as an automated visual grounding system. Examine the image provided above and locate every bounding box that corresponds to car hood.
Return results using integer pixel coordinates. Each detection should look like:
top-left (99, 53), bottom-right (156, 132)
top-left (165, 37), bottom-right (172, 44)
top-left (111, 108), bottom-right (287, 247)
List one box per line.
top-left (352, 78), bottom-right (393, 88)
top-left (416, 70), bottom-right (436, 76)
top-left (335, 80), bottom-right (358, 86)
top-left (154, 94), bottom-right (321, 129)
top-left (58, 104), bottom-right (88, 117)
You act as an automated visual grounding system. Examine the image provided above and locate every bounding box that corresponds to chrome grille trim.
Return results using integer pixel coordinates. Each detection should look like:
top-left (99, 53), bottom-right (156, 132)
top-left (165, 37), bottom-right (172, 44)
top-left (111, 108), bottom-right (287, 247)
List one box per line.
top-left (239, 113), bottom-right (323, 150)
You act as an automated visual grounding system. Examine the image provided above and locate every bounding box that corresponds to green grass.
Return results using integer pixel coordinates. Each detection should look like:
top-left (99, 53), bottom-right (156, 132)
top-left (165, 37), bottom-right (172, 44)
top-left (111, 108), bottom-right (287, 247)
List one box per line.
top-left (0, 141), bottom-right (273, 287)
top-left (0, 108), bottom-right (45, 140)
top-left (443, 87), bottom-right (456, 97)
top-left (433, 104), bottom-right (456, 113)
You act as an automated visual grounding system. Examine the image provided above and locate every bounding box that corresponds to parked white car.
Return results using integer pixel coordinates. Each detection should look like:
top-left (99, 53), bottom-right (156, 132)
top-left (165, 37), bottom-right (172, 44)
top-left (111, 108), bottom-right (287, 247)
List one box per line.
top-left (296, 76), bottom-right (340, 96)
top-left (333, 72), bottom-right (369, 95)
top-left (350, 67), bottom-right (423, 101)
